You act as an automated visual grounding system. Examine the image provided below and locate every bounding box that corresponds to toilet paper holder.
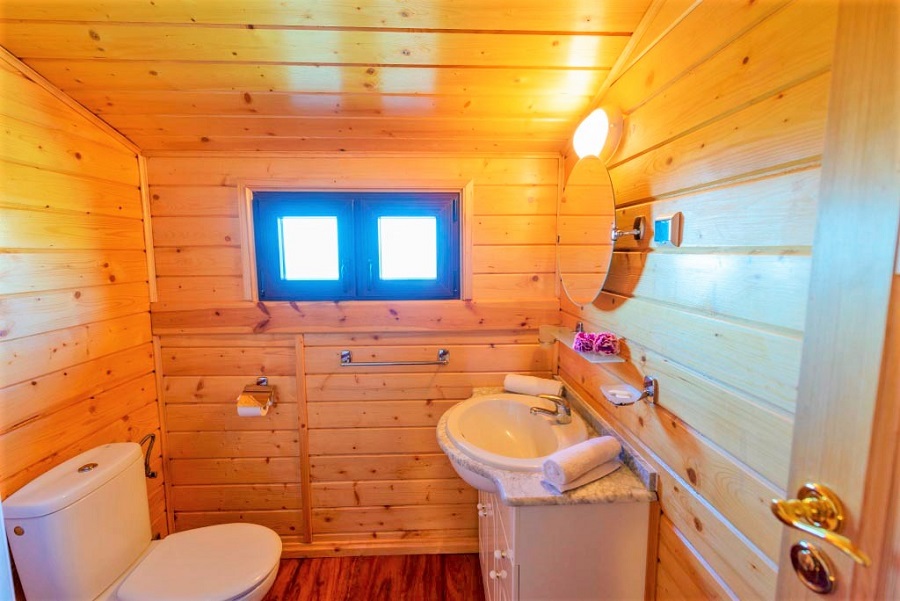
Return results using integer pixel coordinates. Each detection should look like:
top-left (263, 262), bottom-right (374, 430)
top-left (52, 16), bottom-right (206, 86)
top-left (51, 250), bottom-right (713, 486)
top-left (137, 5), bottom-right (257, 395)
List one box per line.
top-left (237, 377), bottom-right (275, 410)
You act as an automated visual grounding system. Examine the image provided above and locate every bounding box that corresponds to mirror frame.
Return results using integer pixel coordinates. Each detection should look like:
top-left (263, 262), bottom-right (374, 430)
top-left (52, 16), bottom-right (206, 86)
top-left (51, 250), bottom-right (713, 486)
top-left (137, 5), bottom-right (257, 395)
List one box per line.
top-left (557, 156), bottom-right (616, 305)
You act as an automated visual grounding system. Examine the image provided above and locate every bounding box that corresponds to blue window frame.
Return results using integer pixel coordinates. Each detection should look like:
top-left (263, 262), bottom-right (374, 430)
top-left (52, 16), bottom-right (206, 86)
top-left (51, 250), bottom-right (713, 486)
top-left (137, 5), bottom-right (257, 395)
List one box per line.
top-left (253, 191), bottom-right (460, 301)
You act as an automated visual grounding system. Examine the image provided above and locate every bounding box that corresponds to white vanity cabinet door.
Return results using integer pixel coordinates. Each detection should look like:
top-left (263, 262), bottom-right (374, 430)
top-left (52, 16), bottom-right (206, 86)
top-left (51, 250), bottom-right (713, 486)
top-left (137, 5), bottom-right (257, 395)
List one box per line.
top-left (477, 491), bottom-right (497, 601)
top-left (479, 491), bottom-right (516, 601)
top-left (478, 491), bottom-right (650, 601)
top-left (494, 501), bottom-right (515, 601)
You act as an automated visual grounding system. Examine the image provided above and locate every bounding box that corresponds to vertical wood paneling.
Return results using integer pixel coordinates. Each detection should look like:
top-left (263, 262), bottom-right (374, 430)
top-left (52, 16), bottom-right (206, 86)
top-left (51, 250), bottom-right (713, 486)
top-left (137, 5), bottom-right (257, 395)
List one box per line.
top-left (0, 55), bottom-right (165, 535)
top-left (560, 1), bottom-right (838, 597)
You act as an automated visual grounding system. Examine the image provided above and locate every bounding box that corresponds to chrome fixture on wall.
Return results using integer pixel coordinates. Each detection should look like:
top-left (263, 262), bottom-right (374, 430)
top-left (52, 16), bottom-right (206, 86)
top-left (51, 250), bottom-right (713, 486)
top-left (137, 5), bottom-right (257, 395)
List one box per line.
top-left (600, 376), bottom-right (659, 406)
top-left (636, 376), bottom-right (658, 404)
top-left (611, 216), bottom-right (647, 242)
top-left (340, 349), bottom-right (450, 367)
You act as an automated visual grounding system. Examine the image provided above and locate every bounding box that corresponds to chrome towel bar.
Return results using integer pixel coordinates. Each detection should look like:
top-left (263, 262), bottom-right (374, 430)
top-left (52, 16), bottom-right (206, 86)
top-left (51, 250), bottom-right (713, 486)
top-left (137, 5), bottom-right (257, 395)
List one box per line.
top-left (340, 349), bottom-right (449, 367)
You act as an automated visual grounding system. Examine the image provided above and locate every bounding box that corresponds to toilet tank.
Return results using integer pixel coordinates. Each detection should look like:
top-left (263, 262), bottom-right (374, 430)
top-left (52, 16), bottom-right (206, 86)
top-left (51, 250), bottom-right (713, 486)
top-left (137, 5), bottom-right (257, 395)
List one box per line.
top-left (3, 443), bottom-right (152, 601)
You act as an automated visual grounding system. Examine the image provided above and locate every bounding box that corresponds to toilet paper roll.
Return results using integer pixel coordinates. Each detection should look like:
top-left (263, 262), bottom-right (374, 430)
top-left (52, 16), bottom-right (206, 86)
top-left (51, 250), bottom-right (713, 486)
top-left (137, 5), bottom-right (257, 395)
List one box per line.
top-left (237, 403), bottom-right (270, 417)
top-left (237, 392), bottom-right (270, 417)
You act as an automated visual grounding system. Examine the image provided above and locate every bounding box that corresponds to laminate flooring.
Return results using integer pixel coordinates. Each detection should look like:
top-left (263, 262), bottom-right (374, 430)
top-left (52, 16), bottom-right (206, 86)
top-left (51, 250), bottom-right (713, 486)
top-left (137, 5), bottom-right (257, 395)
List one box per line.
top-left (263, 553), bottom-right (486, 601)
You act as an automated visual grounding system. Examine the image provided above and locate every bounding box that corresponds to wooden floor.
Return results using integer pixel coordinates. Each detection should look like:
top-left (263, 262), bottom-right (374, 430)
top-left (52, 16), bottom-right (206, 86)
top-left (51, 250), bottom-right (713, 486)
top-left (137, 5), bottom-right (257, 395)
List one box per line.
top-left (262, 554), bottom-right (486, 601)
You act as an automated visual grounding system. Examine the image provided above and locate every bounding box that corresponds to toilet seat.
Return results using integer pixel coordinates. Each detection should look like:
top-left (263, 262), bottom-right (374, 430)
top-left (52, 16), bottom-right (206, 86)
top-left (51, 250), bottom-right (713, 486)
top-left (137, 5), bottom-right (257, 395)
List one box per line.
top-left (116, 523), bottom-right (282, 601)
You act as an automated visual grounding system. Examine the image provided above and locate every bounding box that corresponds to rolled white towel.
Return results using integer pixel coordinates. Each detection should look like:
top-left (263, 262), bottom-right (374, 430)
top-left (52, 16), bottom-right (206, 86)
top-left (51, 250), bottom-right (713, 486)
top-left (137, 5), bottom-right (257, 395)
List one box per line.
top-left (504, 374), bottom-right (563, 397)
top-left (541, 460), bottom-right (622, 494)
top-left (542, 436), bottom-right (622, 485)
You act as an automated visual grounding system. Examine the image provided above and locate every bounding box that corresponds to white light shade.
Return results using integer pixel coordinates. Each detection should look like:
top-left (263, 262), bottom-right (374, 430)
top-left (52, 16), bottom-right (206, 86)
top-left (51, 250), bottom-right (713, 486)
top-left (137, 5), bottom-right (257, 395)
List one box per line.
top-left (572, 108), bottom-right (622, 159)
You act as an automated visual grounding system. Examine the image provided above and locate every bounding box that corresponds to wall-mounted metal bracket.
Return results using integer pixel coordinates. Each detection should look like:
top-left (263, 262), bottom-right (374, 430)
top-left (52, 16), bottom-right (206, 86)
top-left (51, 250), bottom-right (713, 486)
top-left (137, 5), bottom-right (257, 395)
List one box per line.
top-left (637, 376), bottom-right (658, 404)
top-left (611, 216), bottom-right (646, 242)
top-left (340, 349), bottom-right (450, 367)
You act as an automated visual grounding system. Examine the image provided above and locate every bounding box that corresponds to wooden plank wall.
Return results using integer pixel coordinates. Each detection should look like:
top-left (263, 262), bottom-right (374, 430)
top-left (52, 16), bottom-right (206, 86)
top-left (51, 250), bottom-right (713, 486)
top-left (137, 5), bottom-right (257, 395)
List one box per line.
top-left (558, 1), bottom-right (837, 598)
top-left (146, 154), bottom-right (560, 555)
top-left (0, 57), bottom-right (166, 536)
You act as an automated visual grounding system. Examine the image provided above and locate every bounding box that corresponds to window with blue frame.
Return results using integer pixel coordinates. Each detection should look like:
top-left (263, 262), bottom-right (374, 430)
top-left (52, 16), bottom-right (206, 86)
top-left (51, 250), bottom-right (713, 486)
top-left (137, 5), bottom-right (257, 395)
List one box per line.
top-left (253, 191), bottom-right (460, 301)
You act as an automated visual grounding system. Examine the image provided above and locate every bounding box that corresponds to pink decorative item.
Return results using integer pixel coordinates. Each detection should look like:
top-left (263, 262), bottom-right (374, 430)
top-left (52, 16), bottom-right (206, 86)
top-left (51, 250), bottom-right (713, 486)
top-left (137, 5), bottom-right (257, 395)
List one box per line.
top-left (592, 332), bottom-right (620, 355)
top-left (572, 331), bottom-right (597, 352)
top-left (572, 331), bottom-right (620, 355)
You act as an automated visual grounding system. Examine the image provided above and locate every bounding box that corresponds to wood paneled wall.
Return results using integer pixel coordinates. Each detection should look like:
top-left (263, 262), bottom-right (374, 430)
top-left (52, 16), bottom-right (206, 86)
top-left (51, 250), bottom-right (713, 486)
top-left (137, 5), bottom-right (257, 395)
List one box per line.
top-left (558, 1), bottom-right (837, 598)
top-left (146, 153), bottom-right (560, 555)
top-left (0, 56), bottom-right (166, 536)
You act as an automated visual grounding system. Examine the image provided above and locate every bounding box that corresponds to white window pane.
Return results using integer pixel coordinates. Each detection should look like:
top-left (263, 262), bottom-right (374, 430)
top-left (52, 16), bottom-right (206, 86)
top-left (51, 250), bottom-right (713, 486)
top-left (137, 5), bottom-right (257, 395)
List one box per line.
top-left (280, 216), bottom-right (339, 280)
top-left (378, 217), bottom-right (437, 280)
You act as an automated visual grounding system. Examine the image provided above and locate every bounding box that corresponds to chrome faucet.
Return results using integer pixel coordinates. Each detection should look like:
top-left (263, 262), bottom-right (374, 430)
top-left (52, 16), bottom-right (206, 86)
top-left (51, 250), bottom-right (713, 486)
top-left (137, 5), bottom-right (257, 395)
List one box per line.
top-left (529, 394), bottom-right (572, 425)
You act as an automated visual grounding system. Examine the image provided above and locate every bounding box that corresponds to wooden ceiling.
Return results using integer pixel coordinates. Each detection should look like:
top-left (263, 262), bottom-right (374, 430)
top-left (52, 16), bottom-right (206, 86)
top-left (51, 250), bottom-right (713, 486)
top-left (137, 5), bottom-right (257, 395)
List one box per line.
top-left (0, 1), bottom-right (651, 153)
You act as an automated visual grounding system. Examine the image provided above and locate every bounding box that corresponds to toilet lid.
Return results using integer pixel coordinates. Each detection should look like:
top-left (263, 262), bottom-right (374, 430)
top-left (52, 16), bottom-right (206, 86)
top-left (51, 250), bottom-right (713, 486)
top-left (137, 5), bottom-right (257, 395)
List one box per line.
top-left (117, 523), bottom-right (281, 601)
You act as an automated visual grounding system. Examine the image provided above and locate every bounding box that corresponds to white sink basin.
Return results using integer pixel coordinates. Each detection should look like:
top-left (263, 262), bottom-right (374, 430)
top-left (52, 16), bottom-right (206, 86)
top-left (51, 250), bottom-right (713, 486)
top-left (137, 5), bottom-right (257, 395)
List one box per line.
top-left (444, 393), bottom-right (588, 472)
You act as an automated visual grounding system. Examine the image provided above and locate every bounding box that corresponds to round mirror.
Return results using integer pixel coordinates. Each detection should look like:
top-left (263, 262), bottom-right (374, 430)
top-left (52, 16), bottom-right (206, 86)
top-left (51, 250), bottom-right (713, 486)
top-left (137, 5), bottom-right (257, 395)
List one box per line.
top-left (558, 156), bottom-right (616, 305)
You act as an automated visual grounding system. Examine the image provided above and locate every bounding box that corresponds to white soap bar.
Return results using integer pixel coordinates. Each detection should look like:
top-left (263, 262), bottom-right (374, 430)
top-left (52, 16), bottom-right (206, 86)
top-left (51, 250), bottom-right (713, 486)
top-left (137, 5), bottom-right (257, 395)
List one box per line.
top-left (600, 384), bottom-right (641, 406)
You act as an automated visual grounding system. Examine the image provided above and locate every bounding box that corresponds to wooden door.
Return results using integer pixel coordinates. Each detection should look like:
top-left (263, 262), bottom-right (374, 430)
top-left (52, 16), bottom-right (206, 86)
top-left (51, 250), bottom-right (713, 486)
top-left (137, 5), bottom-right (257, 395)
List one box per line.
top-left (775, 1), bottom-right (900, 598)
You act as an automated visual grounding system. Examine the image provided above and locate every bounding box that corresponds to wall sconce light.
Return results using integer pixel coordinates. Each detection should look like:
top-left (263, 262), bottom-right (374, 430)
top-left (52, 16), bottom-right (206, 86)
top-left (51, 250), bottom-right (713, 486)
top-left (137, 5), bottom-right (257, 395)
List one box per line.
top-left (573, 107), bottom-right (623, 160)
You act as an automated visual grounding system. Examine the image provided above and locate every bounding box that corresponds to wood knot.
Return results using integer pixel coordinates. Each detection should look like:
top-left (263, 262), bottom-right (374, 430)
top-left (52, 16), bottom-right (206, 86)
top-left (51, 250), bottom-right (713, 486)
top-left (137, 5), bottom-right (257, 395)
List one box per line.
top-left (686, 467), bottom-right (699, 486)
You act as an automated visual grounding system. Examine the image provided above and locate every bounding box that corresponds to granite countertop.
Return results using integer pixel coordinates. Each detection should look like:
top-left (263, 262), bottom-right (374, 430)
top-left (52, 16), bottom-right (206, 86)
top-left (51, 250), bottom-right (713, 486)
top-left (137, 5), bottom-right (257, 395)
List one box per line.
top-left (437, 387), bottom-right (658, 507)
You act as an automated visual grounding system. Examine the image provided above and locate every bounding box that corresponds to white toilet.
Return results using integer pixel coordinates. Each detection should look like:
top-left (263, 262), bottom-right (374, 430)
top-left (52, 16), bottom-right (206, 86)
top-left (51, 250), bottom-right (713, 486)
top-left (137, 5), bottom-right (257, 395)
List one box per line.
top-left (3, 442), bottom-right (282, 601)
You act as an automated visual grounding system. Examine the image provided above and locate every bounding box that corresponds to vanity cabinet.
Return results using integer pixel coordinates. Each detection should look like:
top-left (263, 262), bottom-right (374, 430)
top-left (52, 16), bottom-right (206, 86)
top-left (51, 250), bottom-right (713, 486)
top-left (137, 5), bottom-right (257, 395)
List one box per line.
top-left (477, 490), bottom-right (649, 601)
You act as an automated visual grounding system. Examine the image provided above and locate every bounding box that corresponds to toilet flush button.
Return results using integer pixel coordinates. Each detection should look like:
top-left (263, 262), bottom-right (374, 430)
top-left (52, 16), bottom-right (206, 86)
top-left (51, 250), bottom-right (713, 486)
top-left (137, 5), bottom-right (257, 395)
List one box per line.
top-left (78, 463), bottom-right (98, 473)
top-left (13, 527), bottom-right (24, 536)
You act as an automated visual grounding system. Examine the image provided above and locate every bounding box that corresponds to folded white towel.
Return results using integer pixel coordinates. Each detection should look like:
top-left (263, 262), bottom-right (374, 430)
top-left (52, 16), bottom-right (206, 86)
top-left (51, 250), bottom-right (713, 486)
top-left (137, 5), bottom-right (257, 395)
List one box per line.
top-left (541, 460), bottom-right (622, 494)
top-left (542, 436), bottom-right (622, 485)
top-left (504, 374), bottom-right (563, 397)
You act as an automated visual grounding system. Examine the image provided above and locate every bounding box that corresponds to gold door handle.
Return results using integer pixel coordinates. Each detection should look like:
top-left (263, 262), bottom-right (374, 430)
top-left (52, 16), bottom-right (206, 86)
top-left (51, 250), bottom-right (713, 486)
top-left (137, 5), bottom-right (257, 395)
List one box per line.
top-left (771, 482), bottom-right (871, 566)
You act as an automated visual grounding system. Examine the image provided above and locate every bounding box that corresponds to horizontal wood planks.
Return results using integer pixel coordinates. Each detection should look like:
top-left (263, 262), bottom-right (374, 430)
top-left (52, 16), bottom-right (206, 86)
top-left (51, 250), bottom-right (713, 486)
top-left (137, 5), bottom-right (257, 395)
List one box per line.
top-left (149, 155), bottom-right (558, 308)
top-left (139, 85), bottom-right (561, 560)
top-left (304, 331), bottom-right (548, 549)
top-left (0, 55), bottom-right (166, 535)
top-left (146, 154), bottom-right (560, 311)
top-left (656, 516), bottom-right (735, 600)
top-left (0, 1), bottom-right (651, 153)
top-left (560, 0), bottom-right (838, 598)
top-left (144, 148), bottom-right (563, 560)
top-left (162, 339), bottom-right (304, 536)
top-left (158, 328), bottom-right (548, 554)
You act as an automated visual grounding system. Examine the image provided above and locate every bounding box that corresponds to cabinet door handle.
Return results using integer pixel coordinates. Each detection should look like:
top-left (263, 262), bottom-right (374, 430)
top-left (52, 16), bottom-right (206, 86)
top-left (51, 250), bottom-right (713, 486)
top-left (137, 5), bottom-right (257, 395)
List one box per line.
top-left (489, 570), bottom-right (508, 580)
top-left (493, 549), bottom-right (507, 559)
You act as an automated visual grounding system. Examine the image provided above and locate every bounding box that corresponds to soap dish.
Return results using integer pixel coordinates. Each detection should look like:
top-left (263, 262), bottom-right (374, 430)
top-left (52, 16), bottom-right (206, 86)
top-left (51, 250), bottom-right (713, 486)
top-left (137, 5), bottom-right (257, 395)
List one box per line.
top-left (601, 384), bottom-right (641, 406)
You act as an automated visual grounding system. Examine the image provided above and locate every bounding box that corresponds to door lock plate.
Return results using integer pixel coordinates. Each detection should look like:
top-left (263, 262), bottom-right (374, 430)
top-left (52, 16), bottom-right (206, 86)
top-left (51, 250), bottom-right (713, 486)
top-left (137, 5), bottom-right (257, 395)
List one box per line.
top-left (790, 540), bottom-right (836, 595)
